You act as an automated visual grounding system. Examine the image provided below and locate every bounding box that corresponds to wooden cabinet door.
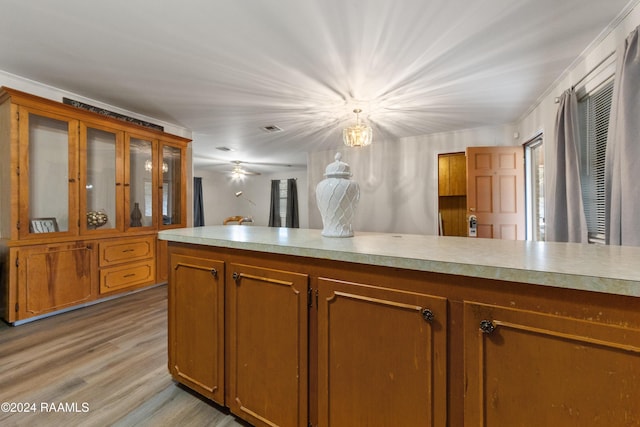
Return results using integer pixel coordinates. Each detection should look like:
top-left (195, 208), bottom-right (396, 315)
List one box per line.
top-left (227, 264), bottom-right (308, 427)
top-left (317, 278), bottom-right (447, 426)
top-left (448, 153), bottom-right (467, 196)
top-left (438, 152), bottom-right (466, 196)
top-left (466, 146), bottom-right (525, 239)
top-left (124, 134), bottom-right (158, 231)
top-left (464, 301), bottom-right (640, 426)
top-left (169, 254), bottom-right (225, 405)
top-left (79, 121), bottom-right (124, 235)
top-left (158, 141), bottom-right (186, 229)
top-left (438, 155), bottom-right (451, 196)
top-left (16, 242), bottom-right (95, 319)
top-left (18, 107), bottom-right (80, 240)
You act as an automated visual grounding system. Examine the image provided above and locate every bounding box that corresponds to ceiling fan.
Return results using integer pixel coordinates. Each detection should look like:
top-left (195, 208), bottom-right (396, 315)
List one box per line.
top-left (230, 161), bottom-right (260, 177)
top-left (193, 155), bottom-right (303, 176)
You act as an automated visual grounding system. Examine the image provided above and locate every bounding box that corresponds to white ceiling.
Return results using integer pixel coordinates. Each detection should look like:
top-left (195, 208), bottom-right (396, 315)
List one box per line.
top-left (0, 0), bottom-right (633, 173)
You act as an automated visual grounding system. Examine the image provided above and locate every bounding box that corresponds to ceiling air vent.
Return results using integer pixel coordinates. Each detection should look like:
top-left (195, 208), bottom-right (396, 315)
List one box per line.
top-left (261, 125), bottom-right (283, 133)
top-left (216, 146), bottom-right (234, 152)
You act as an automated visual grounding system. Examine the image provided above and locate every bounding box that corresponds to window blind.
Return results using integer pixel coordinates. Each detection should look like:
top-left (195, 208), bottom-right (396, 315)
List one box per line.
top-left (279, 179), bottom-right (287, 226)
top-left (578, 80), bottom-right (613, 243)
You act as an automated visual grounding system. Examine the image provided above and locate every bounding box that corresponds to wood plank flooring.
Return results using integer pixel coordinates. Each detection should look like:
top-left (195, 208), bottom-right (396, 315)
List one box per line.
top-left (0, 285), bottom-right (248, 427)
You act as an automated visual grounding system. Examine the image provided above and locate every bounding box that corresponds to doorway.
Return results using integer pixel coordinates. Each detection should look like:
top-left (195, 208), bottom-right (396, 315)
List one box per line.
top-left (437, 152), bottom-right (467, 236)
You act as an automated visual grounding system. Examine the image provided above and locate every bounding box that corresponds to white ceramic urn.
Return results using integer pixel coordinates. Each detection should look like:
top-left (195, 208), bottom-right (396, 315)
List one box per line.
top-left (316, 153), bottom-right (360, 237)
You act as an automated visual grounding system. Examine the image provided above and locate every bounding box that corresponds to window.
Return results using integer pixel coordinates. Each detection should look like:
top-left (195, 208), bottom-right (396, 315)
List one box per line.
top-left (525, 135), bottom-right (545, 241)
top-left (270, 178), bottom-right (299, 228)
top-left (577, 80), bottom-right (614, 244)
top-left (278, 179), bottom-right (287, 225)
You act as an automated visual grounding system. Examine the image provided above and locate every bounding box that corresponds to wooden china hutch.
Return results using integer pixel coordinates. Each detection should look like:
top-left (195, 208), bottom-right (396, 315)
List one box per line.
top-left (0, 87), bottom-right (190, 324)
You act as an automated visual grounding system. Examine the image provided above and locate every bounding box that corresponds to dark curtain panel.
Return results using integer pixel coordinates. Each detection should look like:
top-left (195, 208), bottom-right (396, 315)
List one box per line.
top-left (193, 177), bottom-right (205, 226)
top-left (268, 180), bottom-right (281, 227)
top-left (285, 178), bottom-right (299, 228)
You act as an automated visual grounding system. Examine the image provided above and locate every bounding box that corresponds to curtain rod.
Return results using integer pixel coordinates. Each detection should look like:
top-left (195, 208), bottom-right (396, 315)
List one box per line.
top-left (554, 50), bottom-right (616, 103)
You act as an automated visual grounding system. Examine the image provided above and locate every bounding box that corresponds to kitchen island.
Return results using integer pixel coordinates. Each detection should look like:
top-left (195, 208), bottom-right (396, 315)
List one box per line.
top-left (159, 226), bottom-right (640, 427)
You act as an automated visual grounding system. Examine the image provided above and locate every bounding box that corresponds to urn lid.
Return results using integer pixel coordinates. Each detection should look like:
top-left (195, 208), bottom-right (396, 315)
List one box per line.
top-left (324, 152), bottom-right (352, 178)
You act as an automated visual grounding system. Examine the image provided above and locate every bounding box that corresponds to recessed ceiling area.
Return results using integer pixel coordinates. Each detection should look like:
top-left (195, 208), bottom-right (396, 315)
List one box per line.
top-left (0, 0), bottom-right (634, 172)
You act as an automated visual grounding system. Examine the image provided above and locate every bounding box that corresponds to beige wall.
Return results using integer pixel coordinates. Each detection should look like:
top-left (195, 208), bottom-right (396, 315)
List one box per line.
top-left (308, 124), bottom-right (516, 236)
top-left (195, 167), bottom-right (309, 229)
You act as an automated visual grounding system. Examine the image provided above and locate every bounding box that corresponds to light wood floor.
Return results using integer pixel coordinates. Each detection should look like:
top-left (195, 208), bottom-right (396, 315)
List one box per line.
top-left (0, 285), bottom-right (248, 427)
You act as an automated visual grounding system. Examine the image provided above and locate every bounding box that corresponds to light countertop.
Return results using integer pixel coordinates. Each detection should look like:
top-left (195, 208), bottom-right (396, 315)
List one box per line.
top-left (159, 226), bottom-right (640, 298)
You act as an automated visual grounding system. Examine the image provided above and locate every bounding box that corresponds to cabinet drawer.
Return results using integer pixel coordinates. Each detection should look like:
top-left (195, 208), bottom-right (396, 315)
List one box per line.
top-left (100, 260), bottom-right (155, 294)
top-left (99, 237), bottom-right (155, 267)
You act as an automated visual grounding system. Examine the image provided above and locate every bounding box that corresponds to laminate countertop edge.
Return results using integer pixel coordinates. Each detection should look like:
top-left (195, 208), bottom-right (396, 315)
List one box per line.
top-left (159, 226), bottom-right (640, 298)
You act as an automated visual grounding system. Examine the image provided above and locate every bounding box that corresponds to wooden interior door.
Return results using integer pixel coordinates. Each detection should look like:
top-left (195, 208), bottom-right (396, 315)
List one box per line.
top-left (464, 301), bottom-right (640, 426)
top-left (317, 278), bottom-right (447, 426)
top-left (466, 146), bottom-right (525, 239)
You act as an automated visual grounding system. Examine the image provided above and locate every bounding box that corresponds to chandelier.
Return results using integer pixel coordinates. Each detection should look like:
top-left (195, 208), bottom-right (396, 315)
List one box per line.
top-left (343, 108), bottom-right (372, 147)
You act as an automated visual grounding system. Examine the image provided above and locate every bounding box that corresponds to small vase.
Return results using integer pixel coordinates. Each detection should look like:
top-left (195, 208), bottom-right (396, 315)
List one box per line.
top-left (316, 153), bottom-right (360, 237)
top-left (130, 202), bottom-right (142, 227)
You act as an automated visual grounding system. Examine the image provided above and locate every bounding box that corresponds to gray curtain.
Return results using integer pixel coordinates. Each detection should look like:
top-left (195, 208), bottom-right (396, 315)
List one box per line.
top-left (193, 177), bottom-right (204, 227)
top-left (285, 178), bottom-right (299, 228)
top-left (547, 88), bottom-right (588, 243)
top-left (605, 25), bottom-right (640, 246)
top-left (268, 180), bottom-right (281, 227)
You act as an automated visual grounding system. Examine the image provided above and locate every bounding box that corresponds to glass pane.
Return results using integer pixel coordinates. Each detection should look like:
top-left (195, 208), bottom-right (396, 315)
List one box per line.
top-left (29, 114), bottom-right (69, 233)
top-left (279, 179), bottom-right (287, 225)
top-left (86, 128), bottom-right (116, 230)
top-left (129, 137), bottom-right (154, 227)
top-left (531, 143), bottom-right (545, 241)
top-left (525, 139), bottom-right (544, 241)
top-left (162, 145), bottom-right (182, 225)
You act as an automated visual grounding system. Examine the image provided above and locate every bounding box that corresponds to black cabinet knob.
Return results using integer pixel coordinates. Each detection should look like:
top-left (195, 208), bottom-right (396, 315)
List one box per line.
top-left (480, 320), bottom-right (496, 334)
top-left (421, 308), bottom-right (435, 322)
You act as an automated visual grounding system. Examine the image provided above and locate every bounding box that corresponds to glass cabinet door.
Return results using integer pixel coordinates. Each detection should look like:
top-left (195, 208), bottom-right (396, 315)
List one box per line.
top-left (160, 143), bottom-right (184, 227)
top-left (126, 135), bottom-right (157, 230)
top-left (19, 109), bottom-right (78, 238)
top-left (81, 123), bottom-right (123, 233)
